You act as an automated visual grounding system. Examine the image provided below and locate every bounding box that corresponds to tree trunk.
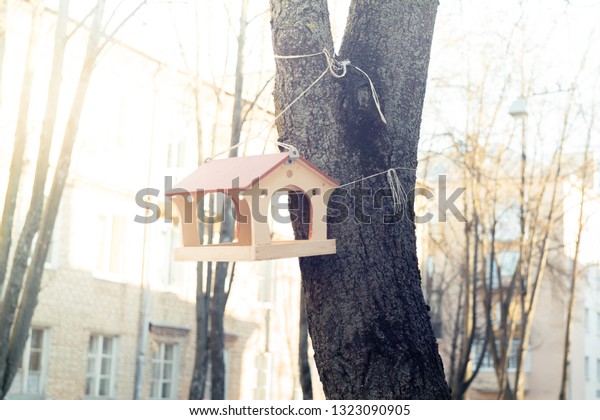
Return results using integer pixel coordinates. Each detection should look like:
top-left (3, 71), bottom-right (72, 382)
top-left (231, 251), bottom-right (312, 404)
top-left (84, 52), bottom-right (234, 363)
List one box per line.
top-left (298, 290), bottom-right (313, 399)
top-left (190, 211), bottom-right (213, 399)
top-left (0, 0), bottom-right (42, 293)
top-left (0, 0), bottom-right (105, 397)
top-left (512, 96), bottom-right (569, 400)
top-left (188, 0), bottom-right (209, 399)
top-left (558, 129), bottom-right (591, 400)
top-left (189, 244), bottom-right (209, 399)
top-left (0, 0), bottom-right (69, 396)
top-left (209, 260), bottom-right (227, 400)
top-left (208, 0), bottom-right (248, 400)
top-left (270, 0), bottom-right (450, 399)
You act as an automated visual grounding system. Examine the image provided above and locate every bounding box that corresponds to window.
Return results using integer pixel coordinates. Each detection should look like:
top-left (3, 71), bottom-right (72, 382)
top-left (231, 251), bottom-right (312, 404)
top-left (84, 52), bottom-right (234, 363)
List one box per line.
top-left (254, 352), bottom-right (272, 400)
top-left (85, 335), bottom-right (118, 398)
top-left (486, 251), bottom-right (520, 289)
top-left (585, 309), bottom-right (590, 333)
top-left (507, 339), bottom-right (520, 371)
top-left (498, 252), bottom-right (520, 277)
top-left (7, 328), bottom-right (50, 397)
top-left (155, 226), bottom-right (182, 288)
top-left (96, 214), bottom-right (126, 276)
top-left (471, 339), bottom-right (494, 371)
top-left (258, 261), bottom-right (275, 306)
top-left (425, 256), bottom-right (435, 280)
top-left (493, 302), bottom-right (503, 328)
top-left (428, 290), bottom-right (443, 339)
top-left (486, 256), bottom-right (499, 289)
top-left (585, 357), bottom-right (590, 381)
top-left (597, 359), bottom-right (600, 383)
top-left (30, 229), bottom-right (60, 268)
top-left (495, 205), bottom-right (520, 242)
top-left (151, 342), bottom-right (179, 399)
top-left (167, 138), bottom-right (187, 168)
top-left (471, 338), bottom-right (529, 372)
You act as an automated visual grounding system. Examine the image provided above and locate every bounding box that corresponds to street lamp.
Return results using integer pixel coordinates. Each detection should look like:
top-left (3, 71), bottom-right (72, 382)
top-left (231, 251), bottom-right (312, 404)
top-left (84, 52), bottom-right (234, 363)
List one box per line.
top-left (509, 96), bottom-right (528, 236)
top-left (509, 95), bottom-right (528, 397)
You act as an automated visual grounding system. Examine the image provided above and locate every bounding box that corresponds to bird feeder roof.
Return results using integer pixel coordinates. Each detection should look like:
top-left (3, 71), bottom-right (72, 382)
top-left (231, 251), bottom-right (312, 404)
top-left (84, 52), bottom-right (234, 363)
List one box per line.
top-left (165, 153), bottom-right (339, 196)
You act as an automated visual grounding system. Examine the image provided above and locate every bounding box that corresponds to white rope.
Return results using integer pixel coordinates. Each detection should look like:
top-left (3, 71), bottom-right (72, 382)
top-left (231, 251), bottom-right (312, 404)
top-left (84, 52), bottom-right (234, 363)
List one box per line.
top-left (336, 166), bottom-right (413, 211)
top-left (205, 135), bottom-right (294, 162)
top-left (386, 168), bottom-right (408, 212)
top-left (352, 65), bottom-right (387, 124)
top-left (336, 166), bottom-right (416, 189)
top-left (205, 47), bottom-right (387, 162)
top-left (205, 70), bottom-right (329, 162)
top-left (273, 50), bottom-right (326, 59)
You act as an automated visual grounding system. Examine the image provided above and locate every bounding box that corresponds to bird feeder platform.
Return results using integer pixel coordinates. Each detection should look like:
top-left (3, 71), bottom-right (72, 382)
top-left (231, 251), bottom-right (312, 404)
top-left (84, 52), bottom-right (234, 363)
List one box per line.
top-left (165, 152), bottom-right (339, 262)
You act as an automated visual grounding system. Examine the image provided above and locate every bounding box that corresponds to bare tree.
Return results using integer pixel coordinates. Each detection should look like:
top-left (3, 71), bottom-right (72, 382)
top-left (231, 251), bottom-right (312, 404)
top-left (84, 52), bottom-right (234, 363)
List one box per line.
top-left (188, 0), bottom-right (208, 400)
top-left (558, 112), bottom-right (594, 399)
top-left (188, 0), bottom-right (260, 399)
top-left (208, 0), bottom-right (248, 400)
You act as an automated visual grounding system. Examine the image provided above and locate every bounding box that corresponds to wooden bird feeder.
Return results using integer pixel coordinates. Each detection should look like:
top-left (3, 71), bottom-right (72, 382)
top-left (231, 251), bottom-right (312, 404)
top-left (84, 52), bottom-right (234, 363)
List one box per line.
top-left (165, 151), bottom-right (339, 262)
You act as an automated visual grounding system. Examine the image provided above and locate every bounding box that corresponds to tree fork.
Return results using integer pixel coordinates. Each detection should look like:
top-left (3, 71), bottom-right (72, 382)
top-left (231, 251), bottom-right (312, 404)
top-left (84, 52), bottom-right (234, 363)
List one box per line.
top-left (270, 0), bottom-right (450, 399)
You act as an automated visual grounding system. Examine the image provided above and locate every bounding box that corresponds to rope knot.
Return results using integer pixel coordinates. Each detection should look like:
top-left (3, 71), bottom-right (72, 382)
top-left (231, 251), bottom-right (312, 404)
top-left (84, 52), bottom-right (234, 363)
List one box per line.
top-left (323, 48), bottom-right (349, 78)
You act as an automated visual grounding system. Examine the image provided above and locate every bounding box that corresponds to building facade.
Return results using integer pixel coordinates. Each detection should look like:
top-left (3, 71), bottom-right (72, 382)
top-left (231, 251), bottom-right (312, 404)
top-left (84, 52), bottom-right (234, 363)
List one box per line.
top-left (0, 1), bottom-right (324, 400)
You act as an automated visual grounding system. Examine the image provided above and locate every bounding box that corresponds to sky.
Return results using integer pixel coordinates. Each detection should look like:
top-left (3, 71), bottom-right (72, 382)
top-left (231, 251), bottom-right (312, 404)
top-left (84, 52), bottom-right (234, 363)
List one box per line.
top-left (28, 0), bottom-right (600, 182)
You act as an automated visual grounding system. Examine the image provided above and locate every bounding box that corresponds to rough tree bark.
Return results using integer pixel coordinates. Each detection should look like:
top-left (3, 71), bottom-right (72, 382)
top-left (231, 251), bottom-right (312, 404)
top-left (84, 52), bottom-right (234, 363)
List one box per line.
top-left (270, 0), bottom-right (450, 399)
top-left (298, 291), bottom-right (313, 399)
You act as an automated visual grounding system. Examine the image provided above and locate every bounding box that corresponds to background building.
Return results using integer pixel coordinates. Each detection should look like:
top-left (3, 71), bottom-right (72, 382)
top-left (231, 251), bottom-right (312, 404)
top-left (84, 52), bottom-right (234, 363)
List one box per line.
top-left (0, 1), bottom-right (322, 400)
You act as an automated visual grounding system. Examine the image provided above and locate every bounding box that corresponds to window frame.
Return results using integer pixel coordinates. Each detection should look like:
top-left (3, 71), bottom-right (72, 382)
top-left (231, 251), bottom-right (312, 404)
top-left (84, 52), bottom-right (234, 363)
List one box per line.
top-left (7, 328), bottom-right (51, 398)
top-left (150, 341), bottom-right (180, 400)
top-left (253, 351), bottom-right (272, 400)
top-left (85, 334), bottom-right (119, 399)
top-left (585, 308), bottom-right (590, 333)
top-left (585, 356), bottom-right (590, 381)
top-left (471, 337), bottom-right (530, 373)
top-left (29, 227), bottom-right (60, 270)
top-left (94, 213), bottom-right (128, 280)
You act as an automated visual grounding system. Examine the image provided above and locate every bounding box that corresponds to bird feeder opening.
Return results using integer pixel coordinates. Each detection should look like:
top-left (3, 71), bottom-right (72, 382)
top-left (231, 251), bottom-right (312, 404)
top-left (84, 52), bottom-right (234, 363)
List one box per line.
top-left (196, 191), bottom-right (237, 244)
top-left (165, 152), bottom-right (339, 262)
